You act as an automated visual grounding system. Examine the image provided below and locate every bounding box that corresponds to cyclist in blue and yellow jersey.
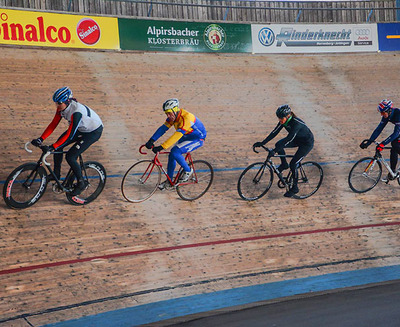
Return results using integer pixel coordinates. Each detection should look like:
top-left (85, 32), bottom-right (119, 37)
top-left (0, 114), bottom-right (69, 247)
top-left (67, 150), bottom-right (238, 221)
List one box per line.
top-left (31, 87), bottom-right (103, 196)
top-left (253, 104), bottom-right (314, 198)
top-left (145, 98), bottom-right (207, 190)
top-left (360, 99), bottom-right (400, 182)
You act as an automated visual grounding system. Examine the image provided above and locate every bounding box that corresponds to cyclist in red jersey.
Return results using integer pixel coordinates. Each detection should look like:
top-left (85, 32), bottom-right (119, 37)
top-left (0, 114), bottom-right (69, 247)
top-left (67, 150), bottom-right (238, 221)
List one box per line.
top-left (31, 87), bottom-right (103, 196)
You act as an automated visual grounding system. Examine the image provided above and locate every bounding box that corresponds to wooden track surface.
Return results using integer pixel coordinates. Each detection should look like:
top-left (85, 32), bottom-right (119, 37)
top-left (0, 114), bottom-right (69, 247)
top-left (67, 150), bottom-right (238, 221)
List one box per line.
top-left (1, 47), bottom-right (400, 326)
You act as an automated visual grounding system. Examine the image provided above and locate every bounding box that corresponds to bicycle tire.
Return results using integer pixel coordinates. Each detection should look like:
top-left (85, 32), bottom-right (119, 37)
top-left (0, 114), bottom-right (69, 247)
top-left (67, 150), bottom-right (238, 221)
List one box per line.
top-left (121, 160), bottom-right (161, 203)
top-left (237, 162), bottom-right (273, 201)
top-left (292, 161), bottom-right (324, 199)
top-left (66, 161), bottom-right (107, 205)
top-left (176, 160), bottom-right (214, 201)
top-left (348, 157), bottom-right (382, 193)
top-left (3, 163), bottom-right (47, 209)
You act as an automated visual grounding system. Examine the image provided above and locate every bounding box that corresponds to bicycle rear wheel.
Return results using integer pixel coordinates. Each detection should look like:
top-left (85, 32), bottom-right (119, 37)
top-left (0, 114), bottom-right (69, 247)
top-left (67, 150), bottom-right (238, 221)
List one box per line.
top-left (292, 161), bottom-right (324, 199)
top-left (121, 160), bottom-right (161, 203)
top-left (348, 157), bottom-right (382, 193)
top-left (176, 160), bottom-right (214, 201)
top-left (3, 163), bottom-right (47, 209)
top-left (66, 161), bottom-right (107, 205)
top-left (237, 162), bottom-right (273, 201)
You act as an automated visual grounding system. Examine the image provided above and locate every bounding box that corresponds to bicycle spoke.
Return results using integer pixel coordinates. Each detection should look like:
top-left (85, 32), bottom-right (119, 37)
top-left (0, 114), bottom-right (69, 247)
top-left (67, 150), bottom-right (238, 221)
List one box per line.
top-left (348, 157), bottom-right (382, 193)
top-left (293, 162), bottom-right (323, 199)
top-left (348, 157), bottom-right (381, 193)
top-left (176, 160), bottom-right (214, 201)
top-left (122, 160), bottom-right (161, 202)
top-left (237, 162), bottom-right (273, 201)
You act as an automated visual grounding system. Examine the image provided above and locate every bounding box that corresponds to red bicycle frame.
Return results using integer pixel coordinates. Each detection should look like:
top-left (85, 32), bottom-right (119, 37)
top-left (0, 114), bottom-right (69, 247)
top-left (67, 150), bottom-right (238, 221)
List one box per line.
top-left (138, 145), bottom-right (196, 186)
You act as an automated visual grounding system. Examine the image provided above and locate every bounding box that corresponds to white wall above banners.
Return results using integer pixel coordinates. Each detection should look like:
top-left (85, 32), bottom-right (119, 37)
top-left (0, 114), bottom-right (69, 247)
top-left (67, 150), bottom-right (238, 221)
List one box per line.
top-left (252, 24), bottom-right (378, 53)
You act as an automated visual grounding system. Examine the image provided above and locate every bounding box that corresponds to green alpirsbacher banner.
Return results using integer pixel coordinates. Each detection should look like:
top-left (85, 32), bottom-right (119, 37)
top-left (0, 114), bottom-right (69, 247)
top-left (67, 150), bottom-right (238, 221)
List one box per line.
top-left (118, 18), bottom-right (252, 53)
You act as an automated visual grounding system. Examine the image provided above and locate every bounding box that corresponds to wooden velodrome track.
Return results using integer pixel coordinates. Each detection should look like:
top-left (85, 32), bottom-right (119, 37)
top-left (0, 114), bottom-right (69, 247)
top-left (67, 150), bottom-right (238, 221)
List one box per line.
top-left (1, 46), bottom-right (400, 326)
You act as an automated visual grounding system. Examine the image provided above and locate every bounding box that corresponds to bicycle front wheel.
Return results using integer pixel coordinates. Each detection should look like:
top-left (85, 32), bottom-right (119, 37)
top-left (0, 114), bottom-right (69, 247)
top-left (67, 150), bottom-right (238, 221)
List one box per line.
top-left (348, 157), bottom-right (382, 193)
top-left (176, 160), bottom-right (214, 201)
top-left (3, 163), bottom-right (47, 209)
top-left (121, 160), bottom-right (161, 203)
top-left (66, 161), bottom-right (107, 205)
top-left (292, 161), bottom-right (324, 199)
top-left (237, 162), bottom-right (273, 201)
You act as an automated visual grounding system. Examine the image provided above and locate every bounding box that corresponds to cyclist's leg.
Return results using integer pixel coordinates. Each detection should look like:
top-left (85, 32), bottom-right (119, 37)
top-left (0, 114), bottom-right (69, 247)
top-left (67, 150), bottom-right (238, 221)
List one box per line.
top-left (53, 131), bottom-right (70, 179)
top-left (168, 138), bottom-right (204, 179)
top-left (289, 143), bottom-right (313, 191)
top-left (66, 127), bottom-right (102, 193)
top-left (390, 139), bottom-right (400, 172)
top-left (274, 139), bottom-right (289, 170)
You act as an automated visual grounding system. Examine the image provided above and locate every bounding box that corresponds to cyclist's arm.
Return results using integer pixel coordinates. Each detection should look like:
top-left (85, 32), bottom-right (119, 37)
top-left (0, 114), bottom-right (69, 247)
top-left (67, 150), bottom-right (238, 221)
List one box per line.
top-left (40, 112), bottom-right (62, 141)
top-left (52, 112), bottom-right (82, 149)
top-left (382, 122), bottom-right (400, 145)
top-left (150, 122), bottom-right (170, 142)
top-left (161, 130), bottom-right (185, 149)
top-left (274, 124), bottom-right (301, 152)
top-left (261, 122), bottom-right (283, 145)
top-left (369, 118), bottom-right (388, 141)
top-left (160, 114), bottom-right (191, 149)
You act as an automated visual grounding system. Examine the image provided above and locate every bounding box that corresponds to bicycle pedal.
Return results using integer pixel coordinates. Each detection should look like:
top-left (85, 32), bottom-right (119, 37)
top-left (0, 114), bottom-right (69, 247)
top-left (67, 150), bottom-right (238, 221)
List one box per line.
top-left (52, 183), bottom-right (64, 194)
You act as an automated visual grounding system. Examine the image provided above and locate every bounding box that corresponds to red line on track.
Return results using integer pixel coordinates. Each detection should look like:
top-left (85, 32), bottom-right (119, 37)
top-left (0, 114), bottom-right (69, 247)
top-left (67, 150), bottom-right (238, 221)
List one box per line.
top-left (1, 221), bottom-right (399, 276)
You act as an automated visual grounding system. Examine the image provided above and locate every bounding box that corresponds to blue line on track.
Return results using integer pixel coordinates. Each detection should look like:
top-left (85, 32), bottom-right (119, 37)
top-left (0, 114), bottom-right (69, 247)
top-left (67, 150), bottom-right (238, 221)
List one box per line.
top-left (0, 158), bottom-right (368, 185)
top-left (41, 264), bottom-right (400, 327)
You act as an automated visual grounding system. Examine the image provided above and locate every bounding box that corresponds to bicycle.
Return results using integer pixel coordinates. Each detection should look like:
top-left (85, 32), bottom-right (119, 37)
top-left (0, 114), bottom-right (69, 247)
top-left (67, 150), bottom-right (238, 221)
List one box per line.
top-left (237, 145), bottom-right (323, 200)
top-left (121, 145), bottom-right (214, 202)
top-left (3, 142), bottom-right (106, 209)
top-left (348, 140), bottom-right (400, 193)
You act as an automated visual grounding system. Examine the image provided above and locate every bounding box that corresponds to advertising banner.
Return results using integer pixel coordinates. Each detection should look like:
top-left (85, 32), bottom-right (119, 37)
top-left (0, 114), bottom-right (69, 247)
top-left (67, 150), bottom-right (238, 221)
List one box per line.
top-left (377, 23), bottom-right (400, 51)
top-left (0, 8), bottom-right (120, 50)
top-left (118, 19), bottom-right (251, 53)
top-left (252, 24), bottom-right (378, 53)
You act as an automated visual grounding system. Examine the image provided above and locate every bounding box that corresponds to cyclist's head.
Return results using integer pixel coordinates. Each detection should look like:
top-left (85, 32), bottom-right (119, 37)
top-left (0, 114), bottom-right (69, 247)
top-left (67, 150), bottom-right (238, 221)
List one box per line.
top-left (53, 87), bottom-right (73, 105)
top-left (377, 99), bottom-right (393, 115)
top-left (276, 104), bottom-right (291, 119)
top-left (162, 98), bottom-right (180, 120)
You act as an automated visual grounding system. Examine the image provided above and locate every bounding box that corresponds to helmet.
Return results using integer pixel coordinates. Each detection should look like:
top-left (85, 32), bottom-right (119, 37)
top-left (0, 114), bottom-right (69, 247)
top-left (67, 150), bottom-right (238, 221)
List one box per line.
top-left (53, 87), bottom-right (72, 104)
top-left (276, 104), bottom-right (291, 119)
top-left (162, 98), bottom-right (179, 112)
top-left (377, 99), bottom-right (393, 113)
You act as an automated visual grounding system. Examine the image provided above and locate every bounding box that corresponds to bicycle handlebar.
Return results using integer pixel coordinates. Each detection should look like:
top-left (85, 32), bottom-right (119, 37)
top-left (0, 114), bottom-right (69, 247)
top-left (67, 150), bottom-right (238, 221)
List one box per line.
top-left (361, 139), bottom-right (392, 151)
top-left (139, 145), bottom-right (148, 155)
top-left (139, 144), bottom-right (169, 155)
top-left (25, 141), bottom-right (52, 166)
top-left (25, 141), bottom-right (33, 153)
top-left (253, 144), bottom-right (272, 155)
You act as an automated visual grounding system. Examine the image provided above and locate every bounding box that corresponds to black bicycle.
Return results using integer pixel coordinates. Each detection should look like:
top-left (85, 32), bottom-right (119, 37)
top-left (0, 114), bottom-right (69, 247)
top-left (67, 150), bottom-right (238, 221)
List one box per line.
top-left (3, 142), bottom-right (106, 209)
top-left (237, 145), bottom-right (323, 200)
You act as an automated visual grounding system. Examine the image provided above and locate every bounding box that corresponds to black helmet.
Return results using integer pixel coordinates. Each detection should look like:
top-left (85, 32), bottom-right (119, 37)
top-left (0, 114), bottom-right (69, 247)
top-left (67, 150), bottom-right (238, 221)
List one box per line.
top-left (276, 104), bottom-right (291, 119)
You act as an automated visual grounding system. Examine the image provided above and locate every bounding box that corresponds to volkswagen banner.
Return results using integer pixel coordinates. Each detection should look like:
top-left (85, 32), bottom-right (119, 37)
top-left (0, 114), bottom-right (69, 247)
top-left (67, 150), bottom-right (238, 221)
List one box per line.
top-left (252, 24), bottom-right (378, 53)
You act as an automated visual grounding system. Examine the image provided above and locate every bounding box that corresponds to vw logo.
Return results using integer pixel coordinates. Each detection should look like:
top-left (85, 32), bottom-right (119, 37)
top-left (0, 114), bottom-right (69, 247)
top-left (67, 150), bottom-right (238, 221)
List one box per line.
top-left (258, 27), bottom-right (275, 47)
top-left (355, 28), bottom-right (371, 36)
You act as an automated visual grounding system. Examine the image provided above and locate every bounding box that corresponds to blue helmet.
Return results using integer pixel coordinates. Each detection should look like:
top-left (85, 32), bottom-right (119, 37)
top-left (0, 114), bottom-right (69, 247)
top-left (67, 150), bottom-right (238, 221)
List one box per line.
top-left (53, 87), bottom-right (72, 104)
top-left (377, 99), bottom-right (393, 113)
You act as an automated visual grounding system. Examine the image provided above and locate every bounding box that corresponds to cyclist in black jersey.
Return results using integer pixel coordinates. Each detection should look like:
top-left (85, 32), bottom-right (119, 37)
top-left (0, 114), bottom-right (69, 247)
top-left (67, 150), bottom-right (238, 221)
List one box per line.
top-left (253, 104), bottom-right (314, 197)
top-left (360, 99), bottom-right (400, 182)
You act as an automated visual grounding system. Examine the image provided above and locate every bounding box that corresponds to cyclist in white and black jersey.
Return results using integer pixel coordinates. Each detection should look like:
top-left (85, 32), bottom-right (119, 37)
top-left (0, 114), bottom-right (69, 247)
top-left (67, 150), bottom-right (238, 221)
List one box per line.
top-left (253, 104), bottom-right (314, 197)
top-left (31, 87), bottom-right (103, 196)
